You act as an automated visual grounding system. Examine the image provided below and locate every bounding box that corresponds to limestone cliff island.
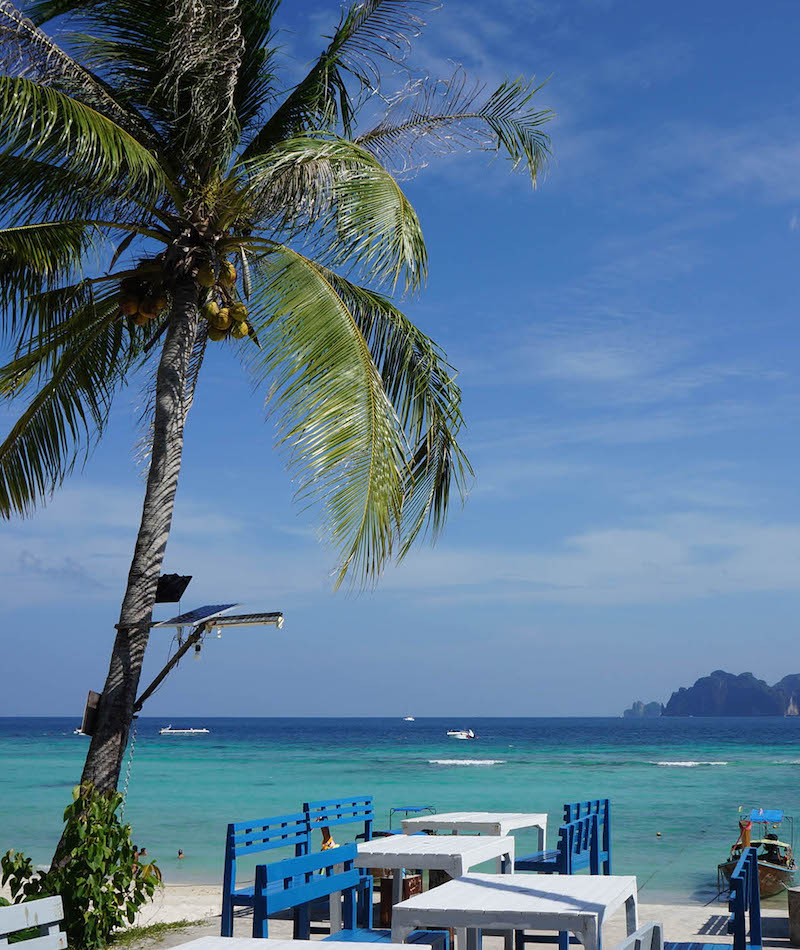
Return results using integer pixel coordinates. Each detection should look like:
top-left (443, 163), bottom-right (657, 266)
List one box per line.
top-left (623, 670), bottom-right (800, 717)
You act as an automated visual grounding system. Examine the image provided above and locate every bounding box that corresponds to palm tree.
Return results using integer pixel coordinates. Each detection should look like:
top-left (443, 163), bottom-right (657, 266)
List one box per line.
top-left (0, 0), bottom-right (552, 797)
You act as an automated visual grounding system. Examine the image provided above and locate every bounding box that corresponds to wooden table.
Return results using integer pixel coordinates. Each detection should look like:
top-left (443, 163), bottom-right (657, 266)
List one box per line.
top-left (401, 811), bottom-right (548, 854)
top-left (356, 834), bottom-right (515, 904)
top-left (390, 872), bottom-right (638, 950)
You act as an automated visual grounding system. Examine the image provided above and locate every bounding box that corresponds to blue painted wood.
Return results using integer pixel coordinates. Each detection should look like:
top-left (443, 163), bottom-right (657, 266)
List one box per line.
top-left (303, 796), bottom-right (374, 928)
top-left (251, 843), bottom-right (445, 949)
top-left (303, 796), bottom-right (374, 841)
top-left (563, 800), bottom-right (611, 875)
top-left (664, 849), bottom-right (761, 950)
top-left (221, 811), bottom-right (310, 937)
top-left (515, 814), bottom-right (599, 875)
top-left (728, 848), bottom-right (761, 950)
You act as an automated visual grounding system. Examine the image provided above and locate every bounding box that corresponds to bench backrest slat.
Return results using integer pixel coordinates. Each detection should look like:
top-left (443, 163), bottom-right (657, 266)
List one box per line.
top-left (558, 813), bottom-right (599, 874)
top-left (0, 898), bottom-right (65, 938)
top-left (563, 799), bottom-right (611, 873)
top-left (303, 796), bottom-right (374, 842)
top-left (228, 811), bottom-right (310, 855)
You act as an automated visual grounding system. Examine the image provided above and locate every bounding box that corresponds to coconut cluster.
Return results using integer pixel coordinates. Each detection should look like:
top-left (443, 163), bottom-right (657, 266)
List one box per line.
top-left (119, 276), bottom-right (169, 325)
top-left (198, 259), bottom-right (251, 342)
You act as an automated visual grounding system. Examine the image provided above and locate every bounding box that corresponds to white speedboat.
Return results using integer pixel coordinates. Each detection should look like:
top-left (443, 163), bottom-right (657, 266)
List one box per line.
top-left (446, 728), bottom-right (475, 740)
top-left (73, 728), bottom-right (88, 736)
top-left (403, 716), bottom-right (415, 722)
top-left (159, 725), bottom-right (210, 735)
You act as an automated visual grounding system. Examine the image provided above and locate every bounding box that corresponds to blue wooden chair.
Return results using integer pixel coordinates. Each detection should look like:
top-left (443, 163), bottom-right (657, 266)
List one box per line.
top-left (665, 847), bottom-right (762, 950)
top-left (564, 799), bottom-right (611, 874)
top-left (253, 843), bottom-right (448, 950)
top-left (515, 813), bottom-right (600, 875)
top-left (221, 811), bottom-right (310, 937)
top-left (515, 799), bottom-right (610, 875)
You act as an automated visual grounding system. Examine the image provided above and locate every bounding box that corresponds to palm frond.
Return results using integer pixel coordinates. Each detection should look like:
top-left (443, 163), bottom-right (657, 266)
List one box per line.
top-left (243, 244), bottom-right (408, 585)
top-left (313, 269), bottom-right (471, 557)
top-left (0, 221), bottom-right (97, 336)
top-left (0, 287), bottom-right (140, 517)
top-left (357, 70), bottom-right (553, 183)
top-left (0, 77), bottom-right (168, 203)
top-left (0, 0), bottom-right (163, 149)
top-left (242, 0), bottom-right (432, 157)
top-left (232, 135), bottom-right (426, 290)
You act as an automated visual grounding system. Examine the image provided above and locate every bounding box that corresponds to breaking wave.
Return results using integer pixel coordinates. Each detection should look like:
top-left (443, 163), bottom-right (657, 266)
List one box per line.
top-left (651, 760), bottom-right (729, 767)
top-left (428, 759), bottom-right (506, 766)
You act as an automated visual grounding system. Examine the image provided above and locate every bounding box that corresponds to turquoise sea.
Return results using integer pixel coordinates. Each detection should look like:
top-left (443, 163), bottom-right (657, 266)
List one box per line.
top-left (2, 717), bottom-right (799, 904)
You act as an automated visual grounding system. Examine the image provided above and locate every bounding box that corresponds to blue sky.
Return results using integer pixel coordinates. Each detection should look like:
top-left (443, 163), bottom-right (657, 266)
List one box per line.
top-left (3, 0), bottom-right (800, 717)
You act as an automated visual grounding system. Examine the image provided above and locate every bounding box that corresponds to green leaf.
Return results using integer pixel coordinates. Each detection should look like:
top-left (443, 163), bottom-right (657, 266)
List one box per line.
top-left (244, 246), bottom-right (468, 585)
top-left (233, 135), bottom-right (427, 291)
top-left (0, 78), bottom-right (167, 204)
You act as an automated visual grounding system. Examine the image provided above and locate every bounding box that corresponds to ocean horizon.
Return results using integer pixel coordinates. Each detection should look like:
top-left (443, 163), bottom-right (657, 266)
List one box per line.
top-left (2, 715), bottom-right (799, 904)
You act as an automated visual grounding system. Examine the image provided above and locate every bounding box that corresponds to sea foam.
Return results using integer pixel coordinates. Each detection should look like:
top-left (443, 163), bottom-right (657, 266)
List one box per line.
top-left (651, 760), bottom-right (728, 767)
top-left (428, 759), bottom-right (505, 766)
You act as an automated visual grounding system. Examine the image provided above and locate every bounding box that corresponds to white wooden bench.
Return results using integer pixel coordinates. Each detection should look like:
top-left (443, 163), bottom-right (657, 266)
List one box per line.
top-left (0, 897), bottom-right (68, 950)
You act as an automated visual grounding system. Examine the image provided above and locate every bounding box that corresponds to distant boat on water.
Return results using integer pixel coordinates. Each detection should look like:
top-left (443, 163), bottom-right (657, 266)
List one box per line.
top-left (159, 725), bottom-right (210, 735)
top-left (403, 716), bottom-right (415, 721)
top-left (73, 728), bottom-right (88, 736)
top-left (446, 728), bottom-right (475, 740)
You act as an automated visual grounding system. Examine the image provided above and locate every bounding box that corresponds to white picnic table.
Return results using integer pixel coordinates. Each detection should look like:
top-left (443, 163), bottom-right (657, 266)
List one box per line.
top-left (391, 872), bottom-right (638, 950)
top-left (356, 834), bottom-right (515, 904)
top-left (401, 811), bottom-right (548, 853)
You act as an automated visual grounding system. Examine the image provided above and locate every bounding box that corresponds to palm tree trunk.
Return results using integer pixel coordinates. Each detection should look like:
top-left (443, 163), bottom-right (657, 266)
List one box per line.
top-left (78, 279), bottom-right (199, 796)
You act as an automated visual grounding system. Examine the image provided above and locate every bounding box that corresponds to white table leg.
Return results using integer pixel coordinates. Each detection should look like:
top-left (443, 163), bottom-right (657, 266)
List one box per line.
top-left (329, 891), bottom-right (342, 933)
top-left (392, 923), bottom-right (415, 944)
top-left (538, 822), bottom-right (546, 852)
top-left (625, 896), bottom-right (638, 935)
top-left (392, 868), bottom-right (404, 905)
top-left (583, 917), bottom-right (600, 950)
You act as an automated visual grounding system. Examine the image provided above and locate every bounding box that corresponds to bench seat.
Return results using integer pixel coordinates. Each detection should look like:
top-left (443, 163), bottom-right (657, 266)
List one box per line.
top-left (323, 928), bottom-right (448, 950)
top-left (514, 849), bottom-right (560, 871)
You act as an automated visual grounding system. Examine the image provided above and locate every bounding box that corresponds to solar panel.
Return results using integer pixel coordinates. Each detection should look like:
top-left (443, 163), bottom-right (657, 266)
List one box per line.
top-left (153, 604), bottom-right (239, 628)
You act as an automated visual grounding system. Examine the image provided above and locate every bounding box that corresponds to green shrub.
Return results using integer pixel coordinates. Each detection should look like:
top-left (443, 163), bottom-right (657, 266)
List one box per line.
top-left (1, 784), bottom-right (161, 950)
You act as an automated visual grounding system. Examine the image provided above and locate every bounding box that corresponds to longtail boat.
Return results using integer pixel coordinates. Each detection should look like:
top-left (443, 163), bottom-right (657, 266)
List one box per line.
top-left (718, 807), bottom-right (796, 898)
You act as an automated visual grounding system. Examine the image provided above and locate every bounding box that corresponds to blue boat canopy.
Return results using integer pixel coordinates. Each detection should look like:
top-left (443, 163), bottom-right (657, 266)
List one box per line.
top-left (749, 808), bottom-right (783, 823)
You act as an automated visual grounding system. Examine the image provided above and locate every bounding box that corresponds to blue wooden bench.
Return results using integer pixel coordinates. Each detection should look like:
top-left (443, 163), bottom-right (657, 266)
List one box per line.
top-left (221, 811), bottom-right (310, 936)
top-left (253, 843), bottom-right (448, 950)
top-left (665, 848), bottom-right (762, 950)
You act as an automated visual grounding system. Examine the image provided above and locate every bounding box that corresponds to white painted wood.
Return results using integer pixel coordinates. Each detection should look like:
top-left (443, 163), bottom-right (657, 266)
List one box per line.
top-left (175, 939), bottom-right (430, 950)
top-left (390, 872), bottom-right (638, 950)
top-left (0, 933), bottom-right (66, 950)
top-left (356, 834), bottom-right (515, 879)
top-left (401, 812), bottom-right (548, 844)
top-left (0, 898), bottom-right (64, 938)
